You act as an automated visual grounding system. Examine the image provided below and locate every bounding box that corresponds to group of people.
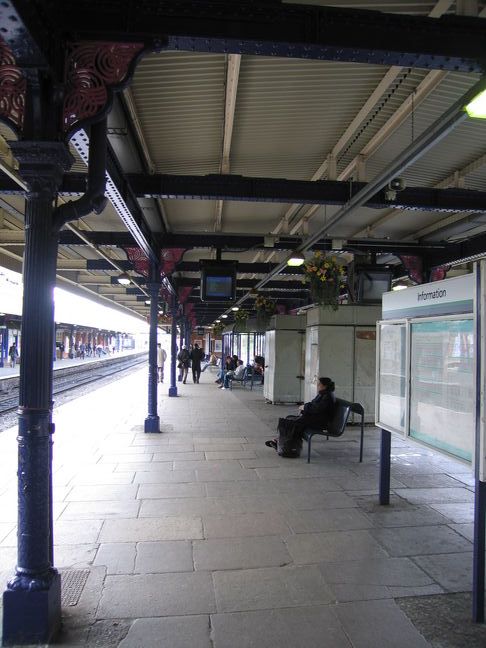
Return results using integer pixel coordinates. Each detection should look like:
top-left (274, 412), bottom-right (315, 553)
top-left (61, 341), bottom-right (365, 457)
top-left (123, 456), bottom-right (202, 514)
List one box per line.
top-left (214, 354), bottom-right (264, 390)
top-left (176, 343), bottom-right (205, 384)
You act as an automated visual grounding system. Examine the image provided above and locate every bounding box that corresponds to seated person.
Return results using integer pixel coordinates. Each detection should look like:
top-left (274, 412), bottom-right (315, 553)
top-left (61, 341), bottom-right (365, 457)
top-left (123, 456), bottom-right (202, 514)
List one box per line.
top-left (201, 351), bottom-right (219, 372)
top-left (215, 355), bottom-right (234, 384)
top-left (266, 377), bottom-right (336, 448)
top-left (220, 360), bottom-right (246, 389)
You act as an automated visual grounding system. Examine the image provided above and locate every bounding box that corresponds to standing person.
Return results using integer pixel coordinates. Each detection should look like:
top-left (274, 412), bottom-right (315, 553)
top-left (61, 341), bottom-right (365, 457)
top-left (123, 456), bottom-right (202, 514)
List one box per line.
top-left (8, 343), bottom-right (18, 368)
top-left (157, 343), bottom-right (167, 383)
top-left (177, 346), bottom-right (190, 384)
top-left (190, 343), bottom-right (204, 384)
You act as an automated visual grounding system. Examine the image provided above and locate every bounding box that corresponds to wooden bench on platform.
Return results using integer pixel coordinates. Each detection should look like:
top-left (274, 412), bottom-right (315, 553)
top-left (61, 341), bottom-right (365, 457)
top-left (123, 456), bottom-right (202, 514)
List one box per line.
top-left (302, 397), bottom-right (365, 464)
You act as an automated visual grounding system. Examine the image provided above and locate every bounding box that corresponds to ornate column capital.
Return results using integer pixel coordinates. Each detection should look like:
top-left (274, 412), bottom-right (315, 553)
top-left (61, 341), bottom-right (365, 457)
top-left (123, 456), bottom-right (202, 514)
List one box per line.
top-left (9, 141), bottom-right (74, 197)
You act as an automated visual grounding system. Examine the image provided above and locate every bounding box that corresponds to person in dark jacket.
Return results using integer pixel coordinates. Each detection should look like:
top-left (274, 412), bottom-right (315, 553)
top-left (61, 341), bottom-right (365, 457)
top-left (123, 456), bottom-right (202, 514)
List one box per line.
top-left (266, 377), bottom-right (336, 451)
top-left (177, 346), bottom-right (191, 384)
top-left (295, 376), bottom-right (336, 433)
top-left (190, 343), bottom-right (204, 383)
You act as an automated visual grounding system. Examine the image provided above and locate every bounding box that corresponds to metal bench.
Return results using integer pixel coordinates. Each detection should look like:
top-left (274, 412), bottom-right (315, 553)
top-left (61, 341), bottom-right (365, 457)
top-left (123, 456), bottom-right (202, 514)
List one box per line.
top-left (302, 397), bottom-right (365, 464)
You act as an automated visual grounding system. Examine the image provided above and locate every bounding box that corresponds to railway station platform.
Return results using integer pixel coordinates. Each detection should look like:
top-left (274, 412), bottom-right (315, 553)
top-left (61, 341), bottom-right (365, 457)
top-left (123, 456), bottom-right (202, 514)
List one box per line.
top-left (0, 368), bottom-right (484, 647)
top-left (0, 348), bottom-right (145, 379)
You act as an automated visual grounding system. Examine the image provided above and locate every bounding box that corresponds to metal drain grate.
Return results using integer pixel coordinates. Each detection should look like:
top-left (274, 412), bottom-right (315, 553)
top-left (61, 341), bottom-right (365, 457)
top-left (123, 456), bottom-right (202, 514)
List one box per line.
top-left (61, 569), bottom-right (90, 607)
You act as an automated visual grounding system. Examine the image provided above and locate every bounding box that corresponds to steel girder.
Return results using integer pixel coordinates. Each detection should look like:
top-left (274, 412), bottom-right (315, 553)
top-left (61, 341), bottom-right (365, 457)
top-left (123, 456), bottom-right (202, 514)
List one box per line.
top-left (127, 174), bottom-right (486, 214)
top-left (3, 172), bottom-right (486, 215)
top-left (19, 0), bottom-right (486, 73)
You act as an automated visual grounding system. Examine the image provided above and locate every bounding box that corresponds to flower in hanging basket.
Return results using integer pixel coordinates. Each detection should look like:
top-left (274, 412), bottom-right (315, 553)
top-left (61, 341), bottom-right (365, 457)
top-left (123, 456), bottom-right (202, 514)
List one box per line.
top-left (254, 294), bottom-right (276, 314)
top-left (234, 309), bottom-right (249, 324)
top-left (212, 322), bottom-right (225, 336)
top-left (303, 253), bottom-right (346, 310)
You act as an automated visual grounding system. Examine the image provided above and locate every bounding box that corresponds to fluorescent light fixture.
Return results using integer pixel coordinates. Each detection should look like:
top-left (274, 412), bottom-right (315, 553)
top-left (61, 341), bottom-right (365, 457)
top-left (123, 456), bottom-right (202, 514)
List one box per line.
top-left (231, 306), bottom-right (239, 311)
top-left (117, 272), bottom-right (131, 286)
top-left (221, 314), bottom-right (228, 319)
top-left (287, 251), bottom-right (305, 267)
top-left (392, 283), bottom-right (408, 291)
top-left (465, 89), bottom-right (486, 118)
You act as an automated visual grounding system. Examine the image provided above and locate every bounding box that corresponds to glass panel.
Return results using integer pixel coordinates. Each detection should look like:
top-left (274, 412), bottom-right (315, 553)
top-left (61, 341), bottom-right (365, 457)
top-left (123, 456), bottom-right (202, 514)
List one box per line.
top-left (410, 319), bottom-right (474, 462)
top-left (378, 323), bottom-right (406, 432)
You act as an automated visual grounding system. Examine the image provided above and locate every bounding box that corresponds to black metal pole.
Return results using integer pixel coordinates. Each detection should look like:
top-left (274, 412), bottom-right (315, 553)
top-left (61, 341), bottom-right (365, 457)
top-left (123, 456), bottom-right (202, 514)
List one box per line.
top-left (473, 262), bottom-right (485, 623)
top-left (379, 428), bottom-right (391, 505)
top-left (2, 142), bottom-right (73, 646)
top-left (144, 264), bottom-right (160, 433)
top-left (168, 294), bottom-right (178, 397)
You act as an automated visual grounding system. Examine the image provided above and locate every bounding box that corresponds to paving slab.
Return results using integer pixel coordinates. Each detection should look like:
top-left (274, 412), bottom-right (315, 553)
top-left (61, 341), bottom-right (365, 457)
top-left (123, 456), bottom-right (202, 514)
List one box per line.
top-left (413, 552), bottom-right (473, 592)
top-left (60, 500), bottom-right (141, 520)
top-left (213, 565), bottom-right (334, 612)
top-left (119, 616), bottom-right (211, 648)
top-left (94, 542), bottom-right (136, 574)
top-left (370, 525), bottom-right (472, 557)
top-left (202, 512), bottom-right (291, 538)
top-left (100, 517), bottom-right (203, 542)
top-left (134, 540), bottom-right (193, 573)
top-left (211, 605), bottom-right (352, 648)
top-left (285, 530), bottom-right (388, 564)
top-left (137, 482), bottom-right (206, 499)
top-left (98, 572), bottom-right (216, 618)
top-left (335, 599), bottom-right (430, 648)
top-left (285, 508), bottom-right (372, 533)
top-left (194, 536), bottom-right (291, 571)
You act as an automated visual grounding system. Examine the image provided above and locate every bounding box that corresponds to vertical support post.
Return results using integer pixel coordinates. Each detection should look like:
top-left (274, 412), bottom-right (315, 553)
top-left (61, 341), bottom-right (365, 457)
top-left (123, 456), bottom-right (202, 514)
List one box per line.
top-left (2, 141), bottom-right (73, 646)
top-left (178, 316), bottom-right (184, 381)
top-left (379, 428), bottom-right (391, 505)
top-left (473, 261), bottom-right (485, 622)
top-left (168, 294), bottom-right (178, 397)
top-left (144, 263), bottom-right (160, 433)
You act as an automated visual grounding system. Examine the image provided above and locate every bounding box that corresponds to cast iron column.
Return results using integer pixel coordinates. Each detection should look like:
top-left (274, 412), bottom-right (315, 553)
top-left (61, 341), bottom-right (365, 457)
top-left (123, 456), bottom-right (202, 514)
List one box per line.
top-left (144, 265), bottom-right (160, 433)
top-left (2, 142), bottom-right (74, 646)
top-left (168, 294), bottom-right (178, 397)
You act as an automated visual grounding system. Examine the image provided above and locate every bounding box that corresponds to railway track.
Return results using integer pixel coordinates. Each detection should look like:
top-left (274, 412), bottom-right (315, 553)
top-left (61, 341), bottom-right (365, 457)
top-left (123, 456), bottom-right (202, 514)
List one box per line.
top-left (0, 354), bottom-right (147, 416)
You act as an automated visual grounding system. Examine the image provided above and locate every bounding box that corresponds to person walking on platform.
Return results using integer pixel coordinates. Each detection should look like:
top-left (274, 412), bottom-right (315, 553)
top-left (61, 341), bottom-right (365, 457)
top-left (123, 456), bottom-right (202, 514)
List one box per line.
top-left (190, 343), bottom-right (204, 383)
top-left (177, 346), bottom-right (190, 384)
top-left (157, 343), bottom-right (167, 383)
top-left (8, 343), bottom-right (18, 368)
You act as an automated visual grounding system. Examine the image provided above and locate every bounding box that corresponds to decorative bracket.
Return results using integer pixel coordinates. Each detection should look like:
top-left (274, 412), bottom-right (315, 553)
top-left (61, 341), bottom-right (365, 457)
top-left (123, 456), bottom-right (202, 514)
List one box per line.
top-left (63, 41), bottom-right (144, 137)
top-left (0, 38), bottom-right (26, 135)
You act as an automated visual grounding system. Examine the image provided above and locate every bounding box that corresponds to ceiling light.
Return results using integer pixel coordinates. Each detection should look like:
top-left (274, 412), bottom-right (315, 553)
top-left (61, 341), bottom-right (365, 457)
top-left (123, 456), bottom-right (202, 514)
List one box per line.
top-left (215, 319), bottom-right (221, 323)
top-left (287, 251), bottom-right (305, 267)
top-left (231, 306), bottom-right (239, 311)
top-left (465, 89), bottom-right (486, 119)
top-left (145, 300), bottom-right (151, 305)
top-left (392, 283), bottom-right (408, 291)
top-left (221, 314), bottom-right (228, 319)
top-left (117, 272), bottom-right (131, 285)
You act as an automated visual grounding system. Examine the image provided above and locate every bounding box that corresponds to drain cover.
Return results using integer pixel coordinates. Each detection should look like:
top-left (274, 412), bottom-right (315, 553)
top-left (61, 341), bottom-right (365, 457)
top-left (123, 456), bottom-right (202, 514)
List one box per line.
top-left (61, 569), bottom-right (90, 606)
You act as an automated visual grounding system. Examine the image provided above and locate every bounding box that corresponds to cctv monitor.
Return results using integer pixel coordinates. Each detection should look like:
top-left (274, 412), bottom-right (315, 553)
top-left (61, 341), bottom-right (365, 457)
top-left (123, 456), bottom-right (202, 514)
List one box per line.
top-left (357, 267), bottom-right (393, 303)
top-left (200, 261), bottom-right (238, 302)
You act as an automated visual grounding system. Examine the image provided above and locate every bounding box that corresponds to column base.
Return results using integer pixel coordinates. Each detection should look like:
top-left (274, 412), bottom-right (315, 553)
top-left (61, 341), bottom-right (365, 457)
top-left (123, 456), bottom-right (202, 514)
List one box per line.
top-left (144, 415), bottom-right (160, 434)
top-left (2, 571), bottom-right (61, 646)
top-left (168, 386), bottom-right (178, 397)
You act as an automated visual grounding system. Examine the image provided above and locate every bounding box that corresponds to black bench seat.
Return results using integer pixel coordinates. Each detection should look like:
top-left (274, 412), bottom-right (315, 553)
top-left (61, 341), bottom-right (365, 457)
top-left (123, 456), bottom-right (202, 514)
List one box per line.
top-left (302, 398), bottom-right (365, 464)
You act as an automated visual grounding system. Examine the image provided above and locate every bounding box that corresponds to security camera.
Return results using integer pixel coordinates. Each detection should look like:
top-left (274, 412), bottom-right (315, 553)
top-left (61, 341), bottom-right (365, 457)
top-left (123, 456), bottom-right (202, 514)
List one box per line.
top-left (389, 177), bottom-right (406, 191)
top-left (385, 177), bottom-right (406, 201)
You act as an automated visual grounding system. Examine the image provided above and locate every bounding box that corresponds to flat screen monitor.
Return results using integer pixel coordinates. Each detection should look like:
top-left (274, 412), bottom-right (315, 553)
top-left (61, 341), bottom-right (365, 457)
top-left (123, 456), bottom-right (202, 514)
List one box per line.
top-left (357, 268), bottom-right (393, 303)
top-left (200, 260), bottom-right (237, 302)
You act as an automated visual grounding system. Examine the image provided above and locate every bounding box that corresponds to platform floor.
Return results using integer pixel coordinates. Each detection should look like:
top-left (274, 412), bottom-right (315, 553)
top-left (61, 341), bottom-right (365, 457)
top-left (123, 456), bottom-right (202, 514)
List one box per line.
top-left (0, 348), bottom-right (143, 380)
top-left (0, 368), bottom-right (483, 647)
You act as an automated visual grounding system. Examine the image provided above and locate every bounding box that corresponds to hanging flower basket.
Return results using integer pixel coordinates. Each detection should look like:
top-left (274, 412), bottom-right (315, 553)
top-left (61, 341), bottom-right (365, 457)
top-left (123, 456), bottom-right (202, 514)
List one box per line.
top-left (234, 309), bottom-right (249, 333)
top-left (303, 253), bottom-right (346, 311)
top-left (212, 322), bottom-right (225, 336)
top-left (254, 295), bottom-right (277, 329)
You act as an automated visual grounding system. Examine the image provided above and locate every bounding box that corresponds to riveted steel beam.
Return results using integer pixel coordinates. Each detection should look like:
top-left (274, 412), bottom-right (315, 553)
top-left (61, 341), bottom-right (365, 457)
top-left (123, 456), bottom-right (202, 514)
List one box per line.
top-left (30, 0), bottom-right (486, 73)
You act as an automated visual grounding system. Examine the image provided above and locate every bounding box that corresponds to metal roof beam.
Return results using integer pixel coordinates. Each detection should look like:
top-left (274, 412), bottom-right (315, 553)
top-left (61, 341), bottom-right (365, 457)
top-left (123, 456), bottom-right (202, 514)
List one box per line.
top-left (127, 173), bottom-right (486, 213)
top-left (40, 0), bottom-right (486, 73)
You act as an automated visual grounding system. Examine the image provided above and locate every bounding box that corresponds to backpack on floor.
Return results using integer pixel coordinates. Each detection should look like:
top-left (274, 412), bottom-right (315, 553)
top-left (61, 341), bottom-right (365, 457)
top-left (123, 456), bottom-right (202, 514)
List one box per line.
top-left (276, 417), bottom-right (303, 458)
